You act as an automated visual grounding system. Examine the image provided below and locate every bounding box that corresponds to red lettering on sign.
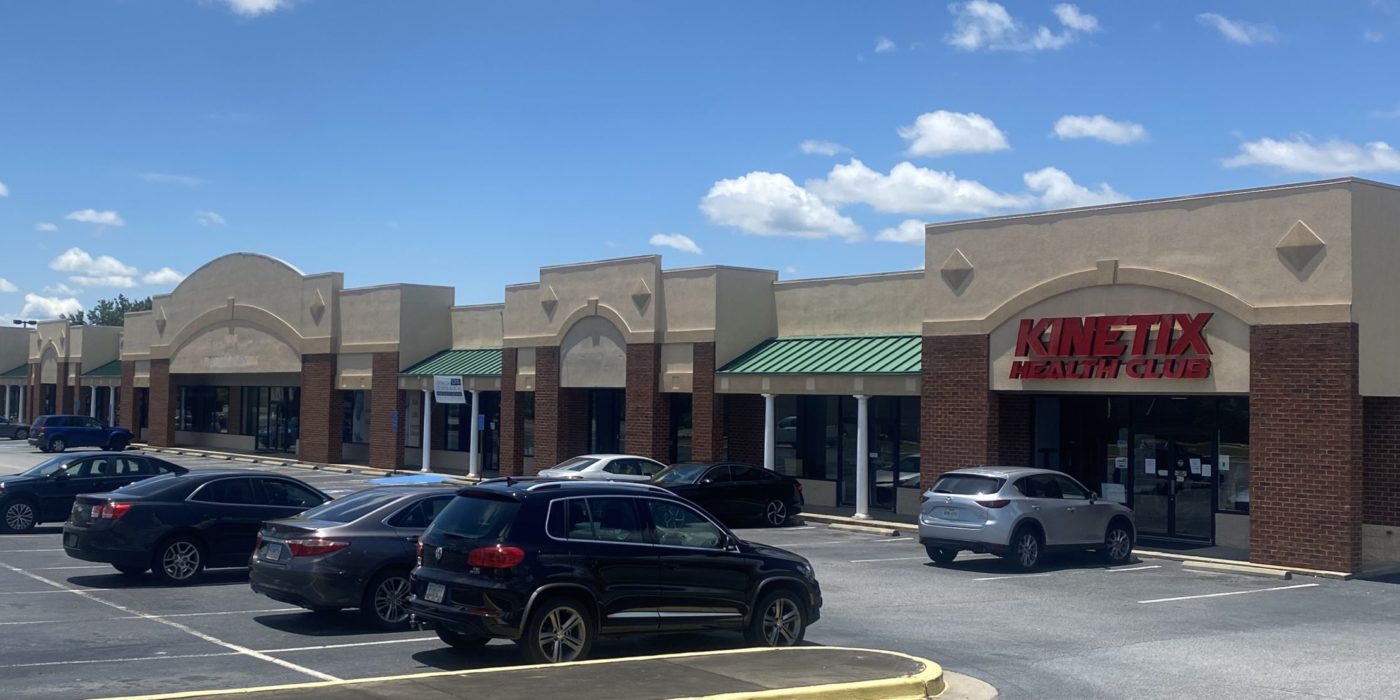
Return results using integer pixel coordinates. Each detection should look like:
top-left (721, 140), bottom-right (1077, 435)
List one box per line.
top-left (1016, 318), bottom-right (1052, 357)
top-left (1010, 313), bottom-right (1213, 381)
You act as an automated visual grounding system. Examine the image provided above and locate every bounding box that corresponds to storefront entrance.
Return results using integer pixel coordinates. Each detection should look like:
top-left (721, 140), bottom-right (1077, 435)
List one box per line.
top-left (246, 387), bottom-right (300, 453)
top-left (1131, 429), bottom-right (1213, 540)
top-left (587, 388), bottom-right (625, 454)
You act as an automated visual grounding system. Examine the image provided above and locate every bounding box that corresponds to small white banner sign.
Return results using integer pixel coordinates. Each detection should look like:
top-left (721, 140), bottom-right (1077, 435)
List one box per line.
top-left (433, 375), bottom-right (466, 404)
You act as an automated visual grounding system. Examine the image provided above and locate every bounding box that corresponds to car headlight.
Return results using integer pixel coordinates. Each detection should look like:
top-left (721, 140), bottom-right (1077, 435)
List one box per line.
top-left (796, 561), bottom-right (814, 579)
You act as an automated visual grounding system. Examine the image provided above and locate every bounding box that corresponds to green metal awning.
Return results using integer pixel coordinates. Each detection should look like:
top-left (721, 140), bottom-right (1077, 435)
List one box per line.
top-left (402, 348), bottom-right (502, 377)
top-left (718, 335), bottom-right (921, 375)
top-left (82, 360), bottom-right (121, 378)
top-left (0, 364), bottom-right (26, 379)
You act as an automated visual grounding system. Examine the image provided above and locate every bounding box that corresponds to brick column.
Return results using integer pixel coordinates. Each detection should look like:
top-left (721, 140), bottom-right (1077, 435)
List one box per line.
top-left (534, 347), bottom-right (564, 470)
top-left (147, 359), bottom-right (176, 447)
top-left (71, 364), bottom-right (83, 415)
top-left (56, 362), bottom-right (72, 414)
top-left (920, 335), bottom-right (1030, 489)
top-left (691, 342), bottom-right (724, 462)
top-left (118, 361), bottom-right (137, 432)
top-left (28, 363), bottom-right (40, 419)
top-left (1250, 323), bottom-right (1363, 572)
top-left (369, 352), bottom-right (404, 470)
top-left (1363, 397), bottom-right (1400, 529)
top-left (624, 343), bottom-right (670, 463)
top-left (299, 354), bottom-right (343, 465)
top-left (498, 349), bottom-right (526, 476)
top-left (723, 394), bottom-right (764, 465)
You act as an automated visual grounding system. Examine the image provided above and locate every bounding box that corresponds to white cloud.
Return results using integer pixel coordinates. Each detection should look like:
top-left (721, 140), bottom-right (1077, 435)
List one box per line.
top-left (898, 111), bottom-right (1010, 157)
top-left (1372, 104), bottom-right (1400, 119)
top-left (875, 220), bottom-right (926, 244)
top-left (0, 180), bottom-right (8, 197)
top-left (648, 233), bottom-right (702, 255)
top-left (43, 283), bottom-right (79, 296)
top-left (1197, 13), bottom-right (1278, 45)
top-left (0, 278), bottom-right (16, 293)
top-left (1023, 167), bottom-right (1128, 209)
top-left (21, 293), bottom-right (82, 320)
top-left (808, 159), bottom-right (1027, 216)
top-left (138, 172), bottom-right (204, 186)
top-left (142, 267), bottom-right (187, 286)
top-left (700, 171), bottom-right (862, 240)
top-left (1052, 115), bottom-right (1149, 144)
top-left (216, 0), bottom-right (291, 17)
top-left (35, 222), bottom-right (57, 233)
top-left (49, 247), bottom-right (138, 288)
top-left (194, 210), bottom-right (227, 226)
top-left (783, 265), bottom-right (798, 275)
top-left (800, 139), bottom-right (850, 156)
top-left (65, 209), bottom-right (125, 227)
top-left (946, 1), bottom-right (1099, 52)
top-left (1364, 30), bottom-right (1385, 43)
top-left (1223, 136), bottom-right (1400, 174)
top-left (875, 36), bottom-right (897, 53)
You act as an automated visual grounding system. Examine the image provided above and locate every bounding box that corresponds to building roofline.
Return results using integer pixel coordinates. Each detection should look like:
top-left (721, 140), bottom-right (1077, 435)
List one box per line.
top-left (451, 302), bottom-right (505, 311)
top-left (774, 269), bottom-right (924, 286)
top-left (537, 254), bottom-right (661, 273)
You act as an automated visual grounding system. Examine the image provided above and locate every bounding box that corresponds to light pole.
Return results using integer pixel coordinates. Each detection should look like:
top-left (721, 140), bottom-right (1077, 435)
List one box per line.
top-left (12, 320), bottom-right (37, 327)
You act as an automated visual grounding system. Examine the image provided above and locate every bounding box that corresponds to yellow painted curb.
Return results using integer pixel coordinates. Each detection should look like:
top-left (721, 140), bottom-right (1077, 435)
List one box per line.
top-left (825, 522), bottom-right (903, 537)
top-left (1182, 560), bottom-right (1291, 580)
top-left (1135, 549), bottom-right (1351, 580)
top-left (90, 646), bottom-right (943, 700)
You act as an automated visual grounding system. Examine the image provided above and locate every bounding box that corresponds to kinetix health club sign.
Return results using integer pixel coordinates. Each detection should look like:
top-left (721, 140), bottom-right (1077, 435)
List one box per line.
top-left (1009, 313), bottom-right (1213, 380)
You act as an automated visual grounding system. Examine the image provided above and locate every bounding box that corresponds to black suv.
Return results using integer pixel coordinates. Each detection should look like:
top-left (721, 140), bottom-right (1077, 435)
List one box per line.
top-left (408, 479), bottom-right (822, 664)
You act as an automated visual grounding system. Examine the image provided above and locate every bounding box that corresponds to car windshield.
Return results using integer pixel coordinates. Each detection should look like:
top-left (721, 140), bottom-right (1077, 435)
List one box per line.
top-left (298, 490), bottom-right (405, 523)
top-left (551, 457), bottom-right (600, 472)
top-left (651, 464), bottom-right (709, 485)
top-left (428, 495), bottom-right (520, 541)
top-left (20, 456), bottom-right (75, 477)
top-left (931, 474), bottom-right (1005, 496)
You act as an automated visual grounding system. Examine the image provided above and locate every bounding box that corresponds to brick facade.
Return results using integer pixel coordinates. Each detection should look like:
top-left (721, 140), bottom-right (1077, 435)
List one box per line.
top-left (298, 353), bottom-right (343, 465)
top-left (1250, 323), bottom-right (1363, 572)
top-left (498, 349), bottom-right (526, 476)
top-left (1363, 396), bottom-right (1400, 528)
top-left (691, 342), bottom-right (724, 462)
top-left (56, 362), bottom-right (72, 415)
top-left (147, 359), bottom-right (175, 447)
top-left (624, 343), bottom-right (670, 463)
top-left (920, 334), bottom-right (1030, 489)
top-left (28, 363), bottom-right (39, 421)
top-left (118, 361), bottom-right (137, 432)
top-left (369, 352), bottom-right (404, 470)
top-left (724, 393), bottom-right (764, 466)
top-left (531, 347), bottom-right (590, 471)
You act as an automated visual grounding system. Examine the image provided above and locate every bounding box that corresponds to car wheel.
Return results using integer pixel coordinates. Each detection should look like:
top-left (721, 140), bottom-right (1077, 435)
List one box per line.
top-left (114, 564), bottom-right (147, 576)
top-left (745, 588), bottom-right (807, 648)
top-left (1008, 526), bottom-right (1042, 571)
top-left (1, 498), bottom-right (39, 533)
top-left (520, 596), bottom-right (594, 664)
top-left (108, 437), bottom-right (128, 451)
top-left (361, 569), bottom-right (413, 629)
top-left (436, 628), bottom-right (490, 651)
top-left (1102, 520), bottom-right (1134, 565)
top-left (15, 428), bottom-right (27, 441)
top-left (49, 437), bottom-right (66, 453)
top-left (924, 545), bottom-right (958, 565)
top-left (763, 499), bottom-right (789, 527)
top-left (151, 535), bottom-right (205, 585)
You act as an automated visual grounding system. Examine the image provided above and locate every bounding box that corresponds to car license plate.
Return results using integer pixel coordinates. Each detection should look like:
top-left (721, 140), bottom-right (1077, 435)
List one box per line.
top-left (425, 582), bottom-right (446, 604)
top-left (64, 534), bottom-right (78, 548)
top-left (262, 544), bottom-right (282, 561)
top-left (934, 507), bottom-right (960, 520)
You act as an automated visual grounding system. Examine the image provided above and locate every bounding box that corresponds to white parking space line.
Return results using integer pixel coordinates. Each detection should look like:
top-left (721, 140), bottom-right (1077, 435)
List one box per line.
top-left (849, 556), bottom-right (928, 564)
top-left (0, 607), bottom-right (301, 627)
top-left (0, 548), bottom-right (65, 553)
top-left (0, 652), bottom-right (242, 670)
top-left (0, 589), bottom-right (84, 596)
top-left (973, 573), bottom-right (1055, 581)
top-left (1108, 565), bottom-right (1162, 573)
top-left (0, 562), bottom-right (342, 682)
top-left (32, 565), bottom-right (109, 570)
top-left (767, 536), bottom-right (912, 547)
top-left (261, 637), bottom-right (439, 653)
top-left (1138, 583), bottom-right (1320, 604)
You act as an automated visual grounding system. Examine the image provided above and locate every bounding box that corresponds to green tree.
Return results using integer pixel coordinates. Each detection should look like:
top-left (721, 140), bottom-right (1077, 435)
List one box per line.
top-left (64, 294), bottom-right (153, 326)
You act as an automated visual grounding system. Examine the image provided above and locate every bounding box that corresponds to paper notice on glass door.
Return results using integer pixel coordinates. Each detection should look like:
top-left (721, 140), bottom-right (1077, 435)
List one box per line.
top-left (1220, 455), bottom-right (1231, 472)
top-left (1144, 458), bottom-right (1156, 475)
top-left (1189, 458), bottom-right (1202, 475)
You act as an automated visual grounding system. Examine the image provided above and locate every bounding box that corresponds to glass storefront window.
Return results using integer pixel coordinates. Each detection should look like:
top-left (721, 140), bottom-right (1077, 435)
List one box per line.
top-left (341, 391), bottom-right (368, 444)
top-left (898, 396), bottom-right (921, 489)
top-left (670, 393), bottom-right (692, 464)
top-left (176, 386), bottom-right (229, 433)
top-left (1218, 397), bottom-right (1250, 513)
top-left (522, 393), bottom-right (535, 458)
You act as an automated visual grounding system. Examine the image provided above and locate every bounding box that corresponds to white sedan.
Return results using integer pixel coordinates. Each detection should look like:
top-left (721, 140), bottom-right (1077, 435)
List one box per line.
top-left (536, 454), bottom-right (668, 482)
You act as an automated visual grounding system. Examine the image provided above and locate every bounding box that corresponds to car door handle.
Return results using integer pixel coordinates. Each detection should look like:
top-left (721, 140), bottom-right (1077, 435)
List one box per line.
top-left (1066, 507), bottom-right (1076, 513)
top-left (1031, 505), bottom-right (1041, 511)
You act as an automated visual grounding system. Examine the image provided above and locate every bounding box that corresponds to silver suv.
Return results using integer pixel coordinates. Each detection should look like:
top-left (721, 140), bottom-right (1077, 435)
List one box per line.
top-left (917, 467), bottom-right (1135, 570)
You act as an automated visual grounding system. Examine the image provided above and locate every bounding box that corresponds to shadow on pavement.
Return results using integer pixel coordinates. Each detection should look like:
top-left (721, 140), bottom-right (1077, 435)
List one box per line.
top-left (66, 568), bottom-right (251, 589)
top-left (253, 610), bottom-right (392, 637)
top-left (928, 549), bottom-right (1137, 575)
top-left (1, 526), bottom-right (63, 536)
top-left (408, 632), bottom-right (753, 672)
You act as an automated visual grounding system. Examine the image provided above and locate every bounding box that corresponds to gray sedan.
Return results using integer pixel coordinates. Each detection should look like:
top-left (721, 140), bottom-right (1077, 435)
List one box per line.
top-left (0, 417), bottom-right (29, 440)
top-left (535, 454), bottom-right (667, 482)
top-left (918, 467), bottom-right (1136, 571)
top-left (249, 485), bottom-right (456, 628)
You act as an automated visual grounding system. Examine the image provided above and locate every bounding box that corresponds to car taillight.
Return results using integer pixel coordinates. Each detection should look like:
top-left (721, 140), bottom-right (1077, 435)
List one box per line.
top-left (416, 540), bottom-right (424, 560)
top-left (36, 427), bottom-right (45, 435)
top-left (793, 481), bottom-right (803, 493)
top-left (467, 545), bottom-right (526, 569)
top-left (285, 538), bottom-right (351, 557)
top-left (91, 502), bottom-right (132, 520)
top-left (978, 499), bottom-right (1011, 509)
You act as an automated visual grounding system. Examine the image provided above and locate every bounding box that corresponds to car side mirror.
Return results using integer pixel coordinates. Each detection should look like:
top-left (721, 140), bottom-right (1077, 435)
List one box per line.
top-left (1089, 492), bottom-right (1099, 503)
top-left (700, 478), bottom-right (714, 485)
top-left (52, 472), bottom-right (70, 481)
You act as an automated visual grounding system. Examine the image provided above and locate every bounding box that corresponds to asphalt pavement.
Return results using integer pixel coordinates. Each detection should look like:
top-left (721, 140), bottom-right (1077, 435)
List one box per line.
top-left (2, 439), bottom-right (1399, 699)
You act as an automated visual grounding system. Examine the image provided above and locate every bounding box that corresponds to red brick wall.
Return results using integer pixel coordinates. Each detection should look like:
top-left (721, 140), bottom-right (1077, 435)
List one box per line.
top-left (147, 359), bottom-right (175, 447)
top-left (624, 343), bottom-right (670, 463)
top-left (369, 352), bottom-right (404, 470)
top-left (298, 354), bottom-right (343, 464)
top-left (56, 362), bottom-right (72, 414)
top-left (724, 393), bottom-right (764, 466)
top-left (498, 349), bottom-right (525, 476)
top-left (1363, 396), bottom-right (1400, 528)
top-left (1250, 323), bottom-right (1363, 572)
top-left (996, 393), bottom-right (1032, 467)
top-left (118, 361), bottom-right (137, 432)
top-left (557, 387), bottom-right (591, 467)
top-left (921, 334), bottom-right (1025, 489)
top-left (692, 343), bottom-right (724, 462)
top-left (534, 346), bottom-right (563, 470)
top-left (28, 363), bottom-right (39, 420)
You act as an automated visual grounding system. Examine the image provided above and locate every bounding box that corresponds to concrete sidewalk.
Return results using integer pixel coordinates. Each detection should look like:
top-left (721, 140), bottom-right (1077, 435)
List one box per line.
top-left (96, 646), bottom-right (995, 700)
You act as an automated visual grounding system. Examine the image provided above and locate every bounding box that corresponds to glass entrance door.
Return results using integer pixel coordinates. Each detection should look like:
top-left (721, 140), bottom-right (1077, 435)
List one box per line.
top-left (252, 387), bottom-right (300, 453)
top-left (1132, 430), bottom-right (1214, 540)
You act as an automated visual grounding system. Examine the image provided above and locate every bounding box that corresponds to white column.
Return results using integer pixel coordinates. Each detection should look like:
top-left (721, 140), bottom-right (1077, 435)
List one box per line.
top-left (854, 394), bottom-right (870, 520)
top-left (18, 385), bottom-right (25, 424)
top-left (90, 386), bottom-right (98, 418)
top-left (3, 385), bottom-right (9, 421)
top-left (762, 393), bottom-right (776, 471)
top-left (108, 387), bottom-right (116, 426)
top-left (421, 389), bottom-right (433, 473)
top-left (468, 389), bottom-right (481, 478)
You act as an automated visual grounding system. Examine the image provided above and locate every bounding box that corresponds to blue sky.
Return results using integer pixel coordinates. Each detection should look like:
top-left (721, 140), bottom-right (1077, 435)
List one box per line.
top-left (2, 1), bottom-right (1399, 320)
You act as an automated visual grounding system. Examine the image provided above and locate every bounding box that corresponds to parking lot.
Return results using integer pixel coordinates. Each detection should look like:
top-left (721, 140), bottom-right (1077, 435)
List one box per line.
top-left (3, 440), bottom-right (1400, 699)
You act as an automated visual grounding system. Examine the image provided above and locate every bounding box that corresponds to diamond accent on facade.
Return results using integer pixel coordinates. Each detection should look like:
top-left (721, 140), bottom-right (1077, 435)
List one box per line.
top-left (540, 285), bottom-right (559, 315)
top-left (155, 306), bottom-right (167, 335)
top-left (1276, 220), bottom-right (1326, 272)
top-left (940, 248), bottom-right (974, 291)
top-left (310, 289), bottom-right (327, 324)
top-left (631, 278), bottom-right (652, 312)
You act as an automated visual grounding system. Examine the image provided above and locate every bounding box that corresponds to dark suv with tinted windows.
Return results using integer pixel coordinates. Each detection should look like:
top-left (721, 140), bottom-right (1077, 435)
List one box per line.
top-left (407, 479), bottom-right (822, 664)
top-left (28, 415), bottom-right (133, 453)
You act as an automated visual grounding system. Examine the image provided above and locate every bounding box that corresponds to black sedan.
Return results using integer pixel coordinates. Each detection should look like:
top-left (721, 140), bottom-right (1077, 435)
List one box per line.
top-left (0, 416), bottom-right (29, 440)
top-left (250, 485), bottom-right (455, 628)
top-left (0, 452), bottom-right (188, 533)
top-left (651, 462), bottom-right (803, 527)
top-left (63, 469), bottom-right (330, 584)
